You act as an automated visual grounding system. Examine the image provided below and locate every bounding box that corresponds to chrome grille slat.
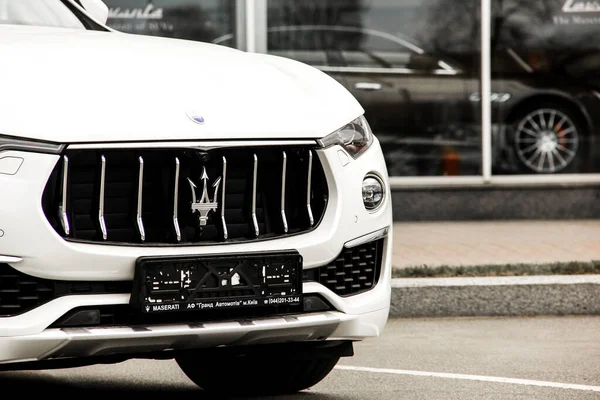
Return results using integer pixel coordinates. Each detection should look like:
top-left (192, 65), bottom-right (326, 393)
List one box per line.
top-left (58, 155), bottom-right (70, 236)
top-left (98, 155), bottom-right (107, 241)
top-left (173, 157), bottom-right (181, 242)
top-left (307, 150), bottom-right (314, 227)
top-left (221, 156), bottom-right (228, 241)
top-left (251, 153), bottom-right (259, 237)
top-left (281, 151), bottom-right (288, 234)
top-left (43, 146), bottom-right (327, 245)
top-left (136, 156), bottom-right (146, 242)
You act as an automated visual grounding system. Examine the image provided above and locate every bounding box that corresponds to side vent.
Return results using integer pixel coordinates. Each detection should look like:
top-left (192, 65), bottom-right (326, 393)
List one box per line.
top-left (303, 239), bottom-right (384, 297)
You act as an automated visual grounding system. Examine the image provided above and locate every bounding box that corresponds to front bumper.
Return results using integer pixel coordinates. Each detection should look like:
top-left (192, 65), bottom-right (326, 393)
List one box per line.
top-left (0, 139), bottom-right (392, 363)
top-left (0, 307), bottom-right (389, 365)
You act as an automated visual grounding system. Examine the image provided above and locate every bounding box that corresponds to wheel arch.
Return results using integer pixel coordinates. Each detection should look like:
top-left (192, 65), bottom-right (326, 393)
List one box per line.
top-left (505, 93), bottom-right (593, 136)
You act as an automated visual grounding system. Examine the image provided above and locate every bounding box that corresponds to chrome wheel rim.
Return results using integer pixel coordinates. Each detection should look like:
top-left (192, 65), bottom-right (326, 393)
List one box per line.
top-left (514, 108), bottom-right (579, 173)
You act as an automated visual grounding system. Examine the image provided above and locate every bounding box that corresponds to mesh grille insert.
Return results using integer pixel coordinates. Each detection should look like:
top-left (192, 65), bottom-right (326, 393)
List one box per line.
top-left (303, 239), bottom-right (384, 297)
top-left (0, 264), bottom-right (132, 317)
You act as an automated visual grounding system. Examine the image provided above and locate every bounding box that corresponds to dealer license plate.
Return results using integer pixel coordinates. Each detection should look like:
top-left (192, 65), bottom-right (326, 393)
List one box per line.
top-left (131, 252), bottom-right (302, 314)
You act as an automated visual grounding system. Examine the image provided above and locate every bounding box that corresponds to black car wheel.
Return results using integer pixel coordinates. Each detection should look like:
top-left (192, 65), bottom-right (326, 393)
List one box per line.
top-left (513, 105), bottom-right (582, 173)
top-left (176, 352), bottom-right (339, 396)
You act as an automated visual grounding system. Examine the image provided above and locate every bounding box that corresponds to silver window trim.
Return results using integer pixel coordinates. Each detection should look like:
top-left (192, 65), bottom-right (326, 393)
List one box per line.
top-left (263, 24), bottom-right (460, 73)
top-left (389, 175), bottom-right (600, 189)
top-left (267, 24), bottom-right (426, 55)
top-left (316, 66), bottom-right (459, 75)
top-left (481, 0), bottom-right (492, 182)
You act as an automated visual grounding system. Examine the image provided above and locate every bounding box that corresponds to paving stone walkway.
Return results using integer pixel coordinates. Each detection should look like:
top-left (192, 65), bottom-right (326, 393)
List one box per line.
top-left (392, 220), bottom-right (600, 268)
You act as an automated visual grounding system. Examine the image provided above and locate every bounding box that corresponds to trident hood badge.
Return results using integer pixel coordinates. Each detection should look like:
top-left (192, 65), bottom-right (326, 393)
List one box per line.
top-left (187, 168), bottom-right (221, 226)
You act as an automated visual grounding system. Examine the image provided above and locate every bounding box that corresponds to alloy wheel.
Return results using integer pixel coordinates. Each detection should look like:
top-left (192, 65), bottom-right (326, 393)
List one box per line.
top-left (514, 108), bottom-right (579, 173)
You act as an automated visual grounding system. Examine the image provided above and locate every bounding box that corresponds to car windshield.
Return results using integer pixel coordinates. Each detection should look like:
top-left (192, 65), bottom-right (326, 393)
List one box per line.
top-left (0, 0), bottom-right (84, 29)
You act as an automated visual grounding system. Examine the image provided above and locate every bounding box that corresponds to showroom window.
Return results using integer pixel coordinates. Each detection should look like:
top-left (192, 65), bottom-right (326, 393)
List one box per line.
top-left (491, 0), bottom-right (600, 175)
top-left (102, 0), bottom-right (236, 45)
top-left (267, 0), bottom-right (483, 177)
top-left (99, 0), bottom-right (600, 186)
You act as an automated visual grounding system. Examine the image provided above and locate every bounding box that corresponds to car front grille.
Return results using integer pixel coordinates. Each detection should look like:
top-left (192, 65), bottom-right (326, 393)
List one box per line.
top-left (0, 263), bottom-right (132, 317)
top-left (303, 239), bottom-right (384, 297)
top-left (42, 145), bottom-right (327, 245)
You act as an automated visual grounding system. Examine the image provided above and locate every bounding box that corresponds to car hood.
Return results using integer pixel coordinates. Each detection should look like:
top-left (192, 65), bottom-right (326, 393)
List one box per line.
top-left (0, 25), bottom-right (363, 143)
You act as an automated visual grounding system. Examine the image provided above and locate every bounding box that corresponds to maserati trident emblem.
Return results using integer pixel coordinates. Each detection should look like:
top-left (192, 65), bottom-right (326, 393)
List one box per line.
top-left (187, 167), bottom-right (221, 226)
top-left (186, 110), bottom-right (205, 124)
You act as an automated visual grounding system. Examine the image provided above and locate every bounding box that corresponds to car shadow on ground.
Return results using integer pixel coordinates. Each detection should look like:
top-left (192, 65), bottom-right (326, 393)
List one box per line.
top-left (0, 372), bottom-right (345, 400)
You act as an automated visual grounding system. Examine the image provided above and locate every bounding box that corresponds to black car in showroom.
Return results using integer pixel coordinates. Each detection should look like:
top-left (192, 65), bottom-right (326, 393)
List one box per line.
top-left (216, 25), bottom-right (600, 176)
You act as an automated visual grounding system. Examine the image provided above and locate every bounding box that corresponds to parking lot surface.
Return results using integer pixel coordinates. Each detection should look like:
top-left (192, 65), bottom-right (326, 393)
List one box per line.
top-left (1, 316), bottom-right (599, 399)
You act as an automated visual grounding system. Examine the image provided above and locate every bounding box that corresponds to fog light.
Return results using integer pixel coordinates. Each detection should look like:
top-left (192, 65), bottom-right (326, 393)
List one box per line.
top-left (303, 295), bottom-right (333, 312)
top-left (362, 175), bottom-right (384, 211)
top-left (57, 309), bottom-right (101, 327)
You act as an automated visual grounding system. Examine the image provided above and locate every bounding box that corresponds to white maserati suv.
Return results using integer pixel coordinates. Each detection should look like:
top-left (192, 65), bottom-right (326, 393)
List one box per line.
top-left (0, 0), bottom-right (392, 395)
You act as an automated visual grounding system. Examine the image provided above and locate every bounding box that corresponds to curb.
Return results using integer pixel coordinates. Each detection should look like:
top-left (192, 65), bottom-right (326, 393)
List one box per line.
top-left (389, 275), bottom-right (600, 318)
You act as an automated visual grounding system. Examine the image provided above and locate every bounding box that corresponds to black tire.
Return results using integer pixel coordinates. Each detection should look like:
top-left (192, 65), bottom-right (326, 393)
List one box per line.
top-left (510, 102), bottom-right (588, 174)
top-left (176, 352), bottom-right (339, 396)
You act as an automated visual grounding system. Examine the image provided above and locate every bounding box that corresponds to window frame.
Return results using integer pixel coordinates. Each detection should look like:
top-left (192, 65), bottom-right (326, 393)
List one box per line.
top-left (252, 0), bottom-right (600, 187)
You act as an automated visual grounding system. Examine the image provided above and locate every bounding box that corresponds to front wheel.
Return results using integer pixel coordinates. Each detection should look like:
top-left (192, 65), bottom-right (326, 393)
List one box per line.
top-left (512, 106), bottom-right (584, 173)
top-left (177, 352), bottom-right (340, 396)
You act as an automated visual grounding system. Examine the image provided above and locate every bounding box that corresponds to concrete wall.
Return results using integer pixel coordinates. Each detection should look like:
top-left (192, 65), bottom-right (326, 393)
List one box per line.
top-left (391, 186), bottom-right (600, 221)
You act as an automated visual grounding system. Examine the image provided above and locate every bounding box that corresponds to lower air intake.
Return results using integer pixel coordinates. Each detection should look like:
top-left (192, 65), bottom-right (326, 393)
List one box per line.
top-left (303, 239), bottom-right (384, 297)
top-left (0, 264), bottom-right (131, 317)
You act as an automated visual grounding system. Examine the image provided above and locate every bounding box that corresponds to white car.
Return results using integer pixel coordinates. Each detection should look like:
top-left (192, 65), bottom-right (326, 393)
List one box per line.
top-left (0, 0), bottom-right (392, 395)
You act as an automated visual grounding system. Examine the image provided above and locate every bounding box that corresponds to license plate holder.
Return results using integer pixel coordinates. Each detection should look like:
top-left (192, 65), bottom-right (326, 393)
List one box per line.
top-left (131, 252), bottom-right (303, 314)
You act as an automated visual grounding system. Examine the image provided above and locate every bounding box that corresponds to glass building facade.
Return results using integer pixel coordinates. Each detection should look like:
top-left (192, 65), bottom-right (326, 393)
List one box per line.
top-left (102, 0), bottom-right (600, 186)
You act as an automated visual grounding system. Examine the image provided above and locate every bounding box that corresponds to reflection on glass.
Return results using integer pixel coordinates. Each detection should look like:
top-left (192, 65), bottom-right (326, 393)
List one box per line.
top-left (103, 0), bottom-right (236, 46)
top-left (0, 0), bottom-right (85, 29)
top-left (268, 0), bottom-right (482, 177)
top-left (491, 0), bottom-right (600, 174)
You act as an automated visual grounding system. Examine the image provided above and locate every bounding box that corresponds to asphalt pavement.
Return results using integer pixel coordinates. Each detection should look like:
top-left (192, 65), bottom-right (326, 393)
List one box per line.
top-left (1, 316), bottom-right (599, 399)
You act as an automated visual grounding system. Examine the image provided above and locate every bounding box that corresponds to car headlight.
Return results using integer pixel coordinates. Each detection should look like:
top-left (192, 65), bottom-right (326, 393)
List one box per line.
top-left (0, 135), bottom-right (64, 154)
top-left (317, 115), bottom-right (374, 158)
